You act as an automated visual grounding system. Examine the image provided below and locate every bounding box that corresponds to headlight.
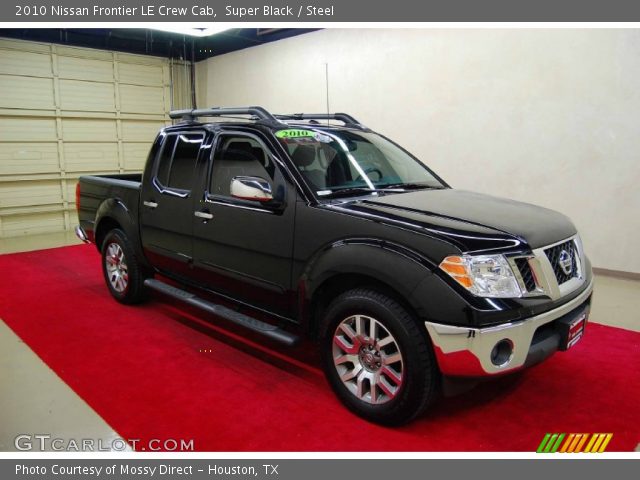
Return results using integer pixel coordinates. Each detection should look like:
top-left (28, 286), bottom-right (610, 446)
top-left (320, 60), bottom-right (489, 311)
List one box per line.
top-left (439, 254), bottom-right (522, 298)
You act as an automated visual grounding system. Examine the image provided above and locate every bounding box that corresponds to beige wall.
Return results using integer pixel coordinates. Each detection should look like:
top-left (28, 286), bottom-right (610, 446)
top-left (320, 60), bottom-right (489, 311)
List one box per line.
top-left (196, 29), bottom-right (640, 273)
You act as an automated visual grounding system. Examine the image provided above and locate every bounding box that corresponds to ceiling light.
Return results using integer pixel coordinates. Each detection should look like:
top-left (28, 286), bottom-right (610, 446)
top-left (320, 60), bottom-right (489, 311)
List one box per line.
top-left (149, 27), bottom-right (231, 37)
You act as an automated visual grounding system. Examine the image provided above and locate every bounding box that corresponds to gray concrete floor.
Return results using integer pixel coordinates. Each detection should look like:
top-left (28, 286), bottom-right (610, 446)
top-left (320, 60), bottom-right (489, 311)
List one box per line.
top-left (0, 321), bottom-right (129, 451)
top-left (0, 230), bottom-right (81, 255)
top-left (0, 232), bottom-right (638, 452)
top-left (0, 232), bottom-right (125, 451)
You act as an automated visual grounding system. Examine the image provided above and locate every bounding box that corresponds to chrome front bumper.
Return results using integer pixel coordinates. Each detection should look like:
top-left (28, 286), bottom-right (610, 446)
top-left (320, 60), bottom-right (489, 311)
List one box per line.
top-left (425, 279), bottom-right (594, 376)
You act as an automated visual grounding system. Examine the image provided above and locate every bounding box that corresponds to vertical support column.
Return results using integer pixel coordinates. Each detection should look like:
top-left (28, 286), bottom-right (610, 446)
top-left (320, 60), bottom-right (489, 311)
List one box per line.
top-left (163, 62), bottom-right (171, 125)
top-left (113, 52), bottom-right (125, 174)
top-left (51, 44), bottom-right (70, 231)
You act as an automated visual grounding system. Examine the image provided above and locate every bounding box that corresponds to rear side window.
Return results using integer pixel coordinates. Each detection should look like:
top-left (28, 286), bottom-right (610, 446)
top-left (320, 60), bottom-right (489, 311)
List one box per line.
top-left (155, 133), bottom-right (204, 192)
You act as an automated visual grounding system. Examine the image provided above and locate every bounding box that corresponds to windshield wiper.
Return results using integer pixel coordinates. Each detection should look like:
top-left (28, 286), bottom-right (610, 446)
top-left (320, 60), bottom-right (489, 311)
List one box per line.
top-left (318, 183), bottom-right (444, 199)
top-left (317, 187), bottom-right (390, 199)
top-left (377, 182), bottom-right (444, 190)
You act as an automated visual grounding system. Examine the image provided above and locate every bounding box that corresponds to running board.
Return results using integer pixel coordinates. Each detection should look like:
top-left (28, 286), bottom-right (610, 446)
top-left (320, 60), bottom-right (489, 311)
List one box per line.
top-left (144, 279), bottom-right (299, 346)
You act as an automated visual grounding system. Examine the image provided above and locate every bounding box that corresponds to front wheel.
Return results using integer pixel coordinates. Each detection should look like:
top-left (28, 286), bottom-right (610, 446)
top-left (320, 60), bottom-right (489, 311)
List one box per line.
top-left (101, 229), bottom-right (147, 304)
top-left (320, 288), bottom-right (439, 425)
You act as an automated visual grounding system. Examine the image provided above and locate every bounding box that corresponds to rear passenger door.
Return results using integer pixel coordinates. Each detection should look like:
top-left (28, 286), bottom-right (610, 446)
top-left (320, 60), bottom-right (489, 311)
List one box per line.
top-left (191, 131), bottom-right (296, 316)
top-left (140, 131), bottom-right (204, 277)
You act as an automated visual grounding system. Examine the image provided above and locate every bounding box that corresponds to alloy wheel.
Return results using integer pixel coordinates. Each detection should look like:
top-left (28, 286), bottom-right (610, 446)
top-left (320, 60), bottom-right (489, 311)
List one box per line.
top-left (105, 242), bottom-right (129, 293)
top-left (332, 314), bottom-right (404, 405)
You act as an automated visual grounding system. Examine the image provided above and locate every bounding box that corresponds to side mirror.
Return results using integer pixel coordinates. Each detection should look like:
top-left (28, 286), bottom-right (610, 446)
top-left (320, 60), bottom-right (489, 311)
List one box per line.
top-left (230, 176), bottom-right (274, 203)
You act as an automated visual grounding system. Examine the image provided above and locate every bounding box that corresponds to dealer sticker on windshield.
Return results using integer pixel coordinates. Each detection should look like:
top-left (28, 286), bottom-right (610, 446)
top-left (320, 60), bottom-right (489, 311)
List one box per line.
top-left (275, 129), bottom-right (315, 139)
top-left (275, 129), bottom-right (333, 143)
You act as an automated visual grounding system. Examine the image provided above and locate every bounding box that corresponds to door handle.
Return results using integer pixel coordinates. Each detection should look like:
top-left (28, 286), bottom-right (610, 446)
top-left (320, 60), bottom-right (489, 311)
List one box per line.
top-left (143, 200), bottom-right (158, 209)
top-left (194, 211), bottom-right (213, 220)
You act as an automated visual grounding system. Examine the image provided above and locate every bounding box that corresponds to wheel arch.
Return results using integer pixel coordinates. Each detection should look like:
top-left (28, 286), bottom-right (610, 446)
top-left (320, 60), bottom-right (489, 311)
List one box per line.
top-left (95, 216), bottom-right (121, 252)
top-left (94, 199), bottom-right (150, 269)
top-left (299, 240), bottom-right (436, 339)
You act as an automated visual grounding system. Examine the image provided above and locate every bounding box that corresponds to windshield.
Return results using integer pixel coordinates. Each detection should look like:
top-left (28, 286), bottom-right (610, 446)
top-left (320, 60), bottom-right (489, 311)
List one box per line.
top-left (276, 128), bottom-right (446, 197)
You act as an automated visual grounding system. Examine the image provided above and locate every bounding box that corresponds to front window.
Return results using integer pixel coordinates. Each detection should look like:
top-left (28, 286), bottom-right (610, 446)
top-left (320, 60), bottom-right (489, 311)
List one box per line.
top-left (209, 134), bottom-right (276, 198)
top-left (277, 128), bottom-right (445, 197)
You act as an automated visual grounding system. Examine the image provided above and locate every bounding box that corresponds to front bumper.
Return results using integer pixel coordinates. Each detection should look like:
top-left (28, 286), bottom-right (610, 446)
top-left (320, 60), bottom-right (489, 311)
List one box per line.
top-left (425, 278), bottom-right (594, 376)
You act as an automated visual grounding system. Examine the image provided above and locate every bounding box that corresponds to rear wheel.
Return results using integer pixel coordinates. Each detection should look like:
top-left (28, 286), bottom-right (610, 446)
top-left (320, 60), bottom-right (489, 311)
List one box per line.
top-left (320, 288), bottom-right (439, 425)
top-left (101, 229), bottom-right (147, 304)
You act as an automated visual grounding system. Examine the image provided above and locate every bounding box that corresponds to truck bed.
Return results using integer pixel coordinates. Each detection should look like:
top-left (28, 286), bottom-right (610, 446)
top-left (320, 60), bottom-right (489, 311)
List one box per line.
top-left (77, 173), bottom-right (143, 246)
top-left (81, 173), bottom-right (143, 187)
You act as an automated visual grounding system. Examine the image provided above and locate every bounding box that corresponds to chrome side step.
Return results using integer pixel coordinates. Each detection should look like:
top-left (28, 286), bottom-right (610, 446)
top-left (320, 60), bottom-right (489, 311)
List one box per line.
top-left (144, 279), bottom-right (299, 347)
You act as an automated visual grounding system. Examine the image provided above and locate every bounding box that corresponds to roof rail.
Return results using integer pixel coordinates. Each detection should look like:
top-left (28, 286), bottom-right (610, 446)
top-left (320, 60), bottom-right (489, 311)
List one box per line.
top-left (169, 106), bottom-right (281, 124)
top-left (168, 107), bottom-right (367, 129)
top-left (275, 113), bottom-right (365, 128)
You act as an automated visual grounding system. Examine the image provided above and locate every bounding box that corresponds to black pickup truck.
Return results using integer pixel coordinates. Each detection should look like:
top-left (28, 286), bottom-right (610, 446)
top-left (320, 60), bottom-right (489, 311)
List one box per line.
top-left (76, 106), bottom-right (593, 425)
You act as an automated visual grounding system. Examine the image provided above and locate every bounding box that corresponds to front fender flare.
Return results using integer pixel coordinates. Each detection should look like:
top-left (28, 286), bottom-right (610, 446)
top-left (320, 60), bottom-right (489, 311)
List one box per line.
top-left (300, 239), bottom-right (437, 329)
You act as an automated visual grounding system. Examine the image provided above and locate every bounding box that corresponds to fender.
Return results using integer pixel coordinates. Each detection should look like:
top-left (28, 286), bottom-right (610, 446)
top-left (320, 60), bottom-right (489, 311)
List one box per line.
top-left (299, 237), bottom-right (438, 332)
top-left (94, 198), bottom-right (150, 268)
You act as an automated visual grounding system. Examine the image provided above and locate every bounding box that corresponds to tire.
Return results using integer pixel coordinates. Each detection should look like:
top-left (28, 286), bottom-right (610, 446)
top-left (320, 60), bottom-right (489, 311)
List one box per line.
top-left (320, 288), bottom-right (440, 426)
top-left (100, 229), bottom-right (147, 305)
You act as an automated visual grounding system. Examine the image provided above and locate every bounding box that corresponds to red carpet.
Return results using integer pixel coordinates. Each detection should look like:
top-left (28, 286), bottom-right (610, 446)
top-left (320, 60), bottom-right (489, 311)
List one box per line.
top-left (1, 245), bottom-right (638, 451)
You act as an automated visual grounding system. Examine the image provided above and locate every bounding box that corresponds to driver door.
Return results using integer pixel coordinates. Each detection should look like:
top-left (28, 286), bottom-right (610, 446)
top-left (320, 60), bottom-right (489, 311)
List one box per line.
top-left (191, 131), bottom-right (296, 316)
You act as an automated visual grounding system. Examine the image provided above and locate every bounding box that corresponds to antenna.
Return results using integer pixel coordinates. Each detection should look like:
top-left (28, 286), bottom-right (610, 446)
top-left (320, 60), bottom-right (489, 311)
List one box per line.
top-left (325, 62), bottom-right (330, 126)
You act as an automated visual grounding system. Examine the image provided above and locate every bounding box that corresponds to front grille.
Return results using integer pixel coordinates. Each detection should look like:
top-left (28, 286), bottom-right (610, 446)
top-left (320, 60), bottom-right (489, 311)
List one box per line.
top-left (545, 240), bottom-right (579, 285)
top-left (514, 258), bottom-right (537, 292)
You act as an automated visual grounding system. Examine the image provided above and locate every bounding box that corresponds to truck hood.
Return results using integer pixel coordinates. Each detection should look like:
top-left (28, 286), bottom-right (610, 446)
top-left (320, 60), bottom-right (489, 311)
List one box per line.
top-left (334, 188), bottom-right (577, 252)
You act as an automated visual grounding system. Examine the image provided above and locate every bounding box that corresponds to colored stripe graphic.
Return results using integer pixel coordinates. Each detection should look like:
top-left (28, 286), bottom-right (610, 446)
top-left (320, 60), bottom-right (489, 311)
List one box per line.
top-left (537, 433), bottom-right (613, 453)
top-left (574, 434), bottom-right (589, 453)
top-left (544, 434), bottom-right (559, 453)
top-left (550, 433), bottom-right (565, 453)
top-left (537, 433), bottom-right (551, 453)
top-left (584, 434), bottom-right (598, 452)
top-left (591, 434), bottom-right (606, 452)
top-left (598, 434), bottom-right (613, 453)
top-left (559, 433), bottom-right (575, 453)
top-left (567, 433), bottom-right (582, 452)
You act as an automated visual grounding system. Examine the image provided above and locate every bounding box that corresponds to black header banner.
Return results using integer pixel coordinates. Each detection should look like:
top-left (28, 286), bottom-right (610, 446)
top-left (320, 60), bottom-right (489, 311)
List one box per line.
top-left (5, 0), bottom-right (640, 22)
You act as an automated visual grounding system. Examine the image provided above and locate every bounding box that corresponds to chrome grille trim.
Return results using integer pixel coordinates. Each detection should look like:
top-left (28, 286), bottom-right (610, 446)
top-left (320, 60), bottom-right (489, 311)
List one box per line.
top-left (508, 234), bottom-right (586, 300)
top-left (508, 255), bottom-right (543, 296)
top-left (545, 239), bottom-right (579, 284)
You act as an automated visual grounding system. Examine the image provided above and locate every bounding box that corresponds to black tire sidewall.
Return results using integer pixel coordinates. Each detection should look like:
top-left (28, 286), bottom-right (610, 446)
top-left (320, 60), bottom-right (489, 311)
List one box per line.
top-left (320, 289), bottom-right (438, 425)
top-left (100, 229), bottom-right (145, 304)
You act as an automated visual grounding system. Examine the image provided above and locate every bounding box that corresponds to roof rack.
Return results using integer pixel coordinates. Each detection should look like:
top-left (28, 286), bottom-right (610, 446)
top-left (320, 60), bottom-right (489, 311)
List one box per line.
top-left (275, 113), bottom-right (366, 128)
top-left (169, 106), bottom-right (281, 124)
top-left (168, 107), bottom-right (367, 129)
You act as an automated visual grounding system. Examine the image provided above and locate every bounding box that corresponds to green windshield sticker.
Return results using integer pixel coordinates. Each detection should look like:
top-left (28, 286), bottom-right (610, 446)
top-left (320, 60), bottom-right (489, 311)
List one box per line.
top-left (275, 129), bottom-right (315, 139)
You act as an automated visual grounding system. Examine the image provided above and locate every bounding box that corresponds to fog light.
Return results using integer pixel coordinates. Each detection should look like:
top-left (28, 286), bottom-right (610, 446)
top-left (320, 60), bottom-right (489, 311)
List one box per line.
top-left (490, 339), bottom-right (514, 366)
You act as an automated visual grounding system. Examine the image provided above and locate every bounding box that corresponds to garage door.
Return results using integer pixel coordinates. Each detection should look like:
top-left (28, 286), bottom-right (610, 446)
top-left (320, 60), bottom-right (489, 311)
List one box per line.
top-left (0, 38), bottom-right (191, 238)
